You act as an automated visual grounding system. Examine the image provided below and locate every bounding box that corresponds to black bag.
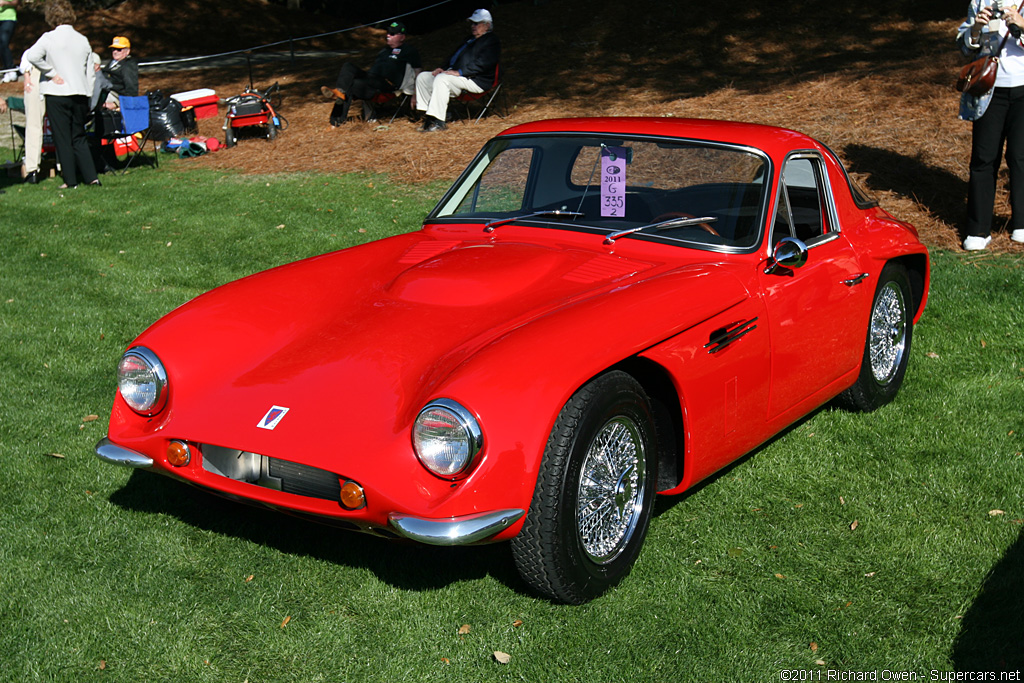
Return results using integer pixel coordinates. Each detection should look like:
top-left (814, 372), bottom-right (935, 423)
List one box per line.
top-left (146, 90), bottom-right (184, 140)
top-left (95, 109), bottom-right (121, 136)
top-left (180, 106), bottom-right (198, 135)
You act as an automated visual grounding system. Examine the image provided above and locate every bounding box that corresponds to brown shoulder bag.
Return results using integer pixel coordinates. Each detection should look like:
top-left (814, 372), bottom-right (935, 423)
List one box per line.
top-left (958, 28), bottom-right (1011, 96)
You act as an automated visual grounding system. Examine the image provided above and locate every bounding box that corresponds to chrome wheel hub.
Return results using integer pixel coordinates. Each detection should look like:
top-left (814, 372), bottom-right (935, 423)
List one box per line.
top-left (576, 416), bottom-right (647, 564)
top-left (869, 281), bottom-right (907, 384)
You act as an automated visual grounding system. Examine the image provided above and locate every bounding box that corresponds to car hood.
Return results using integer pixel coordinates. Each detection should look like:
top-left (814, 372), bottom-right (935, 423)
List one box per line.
top-left (129, 229), bottom-right (745, 474)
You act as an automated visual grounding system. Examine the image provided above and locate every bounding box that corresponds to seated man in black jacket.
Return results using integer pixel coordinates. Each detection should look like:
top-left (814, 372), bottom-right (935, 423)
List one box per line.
top-left (90, 35), bottom-right (140, 173)
top-left (95, 35), bottom-right (138, 110)
top-left (321, 21), bottom-right (421, 126)
top-left (415, 8), bottom-right (499, 132)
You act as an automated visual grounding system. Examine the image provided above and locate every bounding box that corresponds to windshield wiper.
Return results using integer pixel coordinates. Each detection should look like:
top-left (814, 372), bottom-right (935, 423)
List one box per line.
top-left (603, 215), bottom-right (718, 244)
top-left (483, 209), bottom-right (585, 233)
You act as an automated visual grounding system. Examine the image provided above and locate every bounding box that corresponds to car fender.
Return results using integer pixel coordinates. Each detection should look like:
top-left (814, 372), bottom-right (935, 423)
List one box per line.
top-left (430, 263), bottom-right (753, 519)
top-left (839, 211), bottom-right (930, 321)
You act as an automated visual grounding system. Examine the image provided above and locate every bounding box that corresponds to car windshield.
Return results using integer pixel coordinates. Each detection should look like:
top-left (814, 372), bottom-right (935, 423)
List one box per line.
top-left (430, 133), bottom-right (770, 250)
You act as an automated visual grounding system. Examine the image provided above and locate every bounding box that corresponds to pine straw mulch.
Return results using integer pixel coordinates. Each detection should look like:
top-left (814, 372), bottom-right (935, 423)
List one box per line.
top-left (3, 0), bottom-right (1024, 255)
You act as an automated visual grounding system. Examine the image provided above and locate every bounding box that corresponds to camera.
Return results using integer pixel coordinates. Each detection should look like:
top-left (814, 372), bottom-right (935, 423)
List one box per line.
top-left (989, 0), bottom-right (1004, 31)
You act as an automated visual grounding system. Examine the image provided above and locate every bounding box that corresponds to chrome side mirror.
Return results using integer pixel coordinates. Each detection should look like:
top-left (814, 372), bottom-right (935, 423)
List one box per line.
top-left (764, 237), bottom-right (808, 274)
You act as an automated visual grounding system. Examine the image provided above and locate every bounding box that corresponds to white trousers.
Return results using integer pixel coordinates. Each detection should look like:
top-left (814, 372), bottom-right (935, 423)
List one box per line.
top-left (415, 71), bottom-right (483, 122)
top-left (23, 66), bottom-right (46, 174)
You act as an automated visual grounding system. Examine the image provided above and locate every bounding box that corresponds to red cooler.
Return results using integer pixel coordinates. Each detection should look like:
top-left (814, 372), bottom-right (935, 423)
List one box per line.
top-left (171, 89), bottom-right (219, 119)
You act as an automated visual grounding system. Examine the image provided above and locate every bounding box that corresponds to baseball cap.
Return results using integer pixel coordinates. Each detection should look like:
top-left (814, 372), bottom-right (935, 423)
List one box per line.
top-left (109, 36), bottom-right (130, 49)
top-left (468, 9), bottom-right (492, 23)
top-left (386, 21), bottom-right (406, 34)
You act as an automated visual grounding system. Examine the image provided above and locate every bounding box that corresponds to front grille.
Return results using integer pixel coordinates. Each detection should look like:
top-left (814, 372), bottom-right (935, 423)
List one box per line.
top-left (201, 444), bottom-right (341, 502)
top-left (268, 457), bottom-right (341, 500)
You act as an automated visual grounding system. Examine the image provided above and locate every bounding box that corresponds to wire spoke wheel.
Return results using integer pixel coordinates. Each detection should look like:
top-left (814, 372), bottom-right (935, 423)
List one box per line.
top-left (511, 371), bottom-right (659, 604)
top-left (837, 263), bottom-right (915, 412)
top-left (576, 417), bottom-right (646, 564)
top-left (868, 281), bottom-right (907, 384)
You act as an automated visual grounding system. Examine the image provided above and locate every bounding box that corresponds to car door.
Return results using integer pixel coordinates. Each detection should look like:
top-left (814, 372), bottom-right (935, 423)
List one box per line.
top-left (758, 153), bottom-right (869, 420)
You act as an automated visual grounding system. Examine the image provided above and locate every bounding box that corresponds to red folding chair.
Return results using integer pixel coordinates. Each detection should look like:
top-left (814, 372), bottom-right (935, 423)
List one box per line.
top-left (369, 90), bottom-right (410, 124)
top-left (455, 64), bottom-right (506, 123)
top-left (366, 64), bottom-right (416, 123)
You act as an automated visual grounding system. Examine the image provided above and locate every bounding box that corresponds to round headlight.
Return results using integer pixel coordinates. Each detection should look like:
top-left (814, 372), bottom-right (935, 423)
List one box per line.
top-left (412, 399), bottom-right (483, 479)
top-left (117, 347), bottom-right (168, 416)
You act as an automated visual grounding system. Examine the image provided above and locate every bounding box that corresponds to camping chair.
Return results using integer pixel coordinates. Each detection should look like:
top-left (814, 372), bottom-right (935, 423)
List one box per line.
top-left (367, 64), bottom-right (417, 124)
top-left (454, 63), bottom-right (506, 123)
top-left (5, 95), bottom-right (26, 163)
top-left (98, 95), bottom-right (159, 172)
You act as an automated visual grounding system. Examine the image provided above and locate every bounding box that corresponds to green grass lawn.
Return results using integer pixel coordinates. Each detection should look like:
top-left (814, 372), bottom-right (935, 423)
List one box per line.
top-left (0, 161), bottom-right (1021, 682)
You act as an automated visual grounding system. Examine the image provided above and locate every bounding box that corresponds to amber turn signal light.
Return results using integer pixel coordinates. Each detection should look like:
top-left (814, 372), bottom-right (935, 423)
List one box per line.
top-left (166, 440), bottom-right (191, 467)
top-left (340, 480), bottom-right (366, 510)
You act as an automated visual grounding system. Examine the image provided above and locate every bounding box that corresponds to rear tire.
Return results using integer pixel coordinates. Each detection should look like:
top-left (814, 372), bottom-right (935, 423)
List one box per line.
top-left (837, 263), bottom-right (913, 411)
top-left (511, 371), bottom-right (658, 604)
top-left (224, 121), bottom-right (236, 148)
top-left (267, 120), bottom-right (278, 140)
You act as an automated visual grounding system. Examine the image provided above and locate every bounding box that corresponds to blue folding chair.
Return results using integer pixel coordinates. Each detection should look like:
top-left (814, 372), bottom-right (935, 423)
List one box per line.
top-left (101, 95), bottom-right (158, 172)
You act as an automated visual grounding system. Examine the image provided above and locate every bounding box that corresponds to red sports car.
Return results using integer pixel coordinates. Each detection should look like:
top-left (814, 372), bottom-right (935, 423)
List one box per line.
top-left (97, 118), bottom-right (929, 604)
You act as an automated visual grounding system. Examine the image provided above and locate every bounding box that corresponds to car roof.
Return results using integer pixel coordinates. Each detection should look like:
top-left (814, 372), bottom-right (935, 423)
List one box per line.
top-left (496, 117), bottom-right (824, 159)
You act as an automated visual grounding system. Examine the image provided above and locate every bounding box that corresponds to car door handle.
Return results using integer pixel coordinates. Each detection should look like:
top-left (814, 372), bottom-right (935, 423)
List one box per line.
top-left (705, 318), bottom-right (758, 354)
top-left (842, 273), bottom-right (869, 286)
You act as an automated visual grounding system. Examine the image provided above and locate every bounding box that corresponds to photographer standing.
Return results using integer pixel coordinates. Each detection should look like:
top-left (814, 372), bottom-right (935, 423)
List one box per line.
top-left (959, 0), bottom-right (1024, 250)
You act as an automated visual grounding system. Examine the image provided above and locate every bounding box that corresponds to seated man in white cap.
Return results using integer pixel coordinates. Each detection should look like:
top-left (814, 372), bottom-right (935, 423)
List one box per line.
top-left (415, 8), bottom-right (500, 132)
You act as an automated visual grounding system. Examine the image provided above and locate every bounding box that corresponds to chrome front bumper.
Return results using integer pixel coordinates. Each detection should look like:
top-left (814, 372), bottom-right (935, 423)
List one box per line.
top-left (95, 437), bottom-right (154, 468)
top-left (96, 436), bottom-right (524, 545)
top-left (388, 509), bottom-right (525, 546)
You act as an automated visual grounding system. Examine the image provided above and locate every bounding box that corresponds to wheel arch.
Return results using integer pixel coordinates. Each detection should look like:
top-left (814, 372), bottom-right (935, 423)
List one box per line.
top-left (610, 357), bottom-right (685, 493)
top-left (884, 252), bottom-right (929, 323)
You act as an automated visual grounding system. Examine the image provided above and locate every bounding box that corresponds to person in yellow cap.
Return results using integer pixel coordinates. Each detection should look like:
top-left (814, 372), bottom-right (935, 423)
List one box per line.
top-left (94, 35), bottom-right (137, 109)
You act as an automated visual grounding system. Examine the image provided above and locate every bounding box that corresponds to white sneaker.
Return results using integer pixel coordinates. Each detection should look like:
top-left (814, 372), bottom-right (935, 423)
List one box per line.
top-left (0, 71), bottom-right (17, 83)
top-left (963, 235), bottom-right (992, 251)
top-left (1012, 229), bottom-right (1024, 243)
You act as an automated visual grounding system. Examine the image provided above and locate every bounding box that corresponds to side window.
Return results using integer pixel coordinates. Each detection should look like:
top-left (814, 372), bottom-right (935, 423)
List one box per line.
top-left (773, 156), bottom-right (832, 245)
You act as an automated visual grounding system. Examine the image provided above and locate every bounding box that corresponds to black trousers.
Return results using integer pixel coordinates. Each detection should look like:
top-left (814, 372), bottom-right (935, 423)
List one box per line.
top-left (967, 85), bottom-right (1024, 237)
top-left (45, 94), bottom-right (98, 187)
top-left (330, 63), bottom-right (390, 121)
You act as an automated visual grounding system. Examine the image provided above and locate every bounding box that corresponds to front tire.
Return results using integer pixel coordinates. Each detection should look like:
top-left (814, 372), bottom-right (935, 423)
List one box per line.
top-left (837, 263), bottom-right (913, 411)
top-left (511, 371), bottom-right (658, 604)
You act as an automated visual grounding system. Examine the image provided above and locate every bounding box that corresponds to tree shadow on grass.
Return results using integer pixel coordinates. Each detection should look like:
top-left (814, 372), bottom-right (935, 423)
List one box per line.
top-left (951, 526), bottom-right (1024, 671)
top-left (108, 470), bottom-right (528, 596)
top-left (843, 143), bottom-right (969, 236)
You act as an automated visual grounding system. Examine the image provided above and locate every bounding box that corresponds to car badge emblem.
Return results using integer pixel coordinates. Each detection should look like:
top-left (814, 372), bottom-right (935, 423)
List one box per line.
top-left (257, 406), bottom-right (289, 430)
